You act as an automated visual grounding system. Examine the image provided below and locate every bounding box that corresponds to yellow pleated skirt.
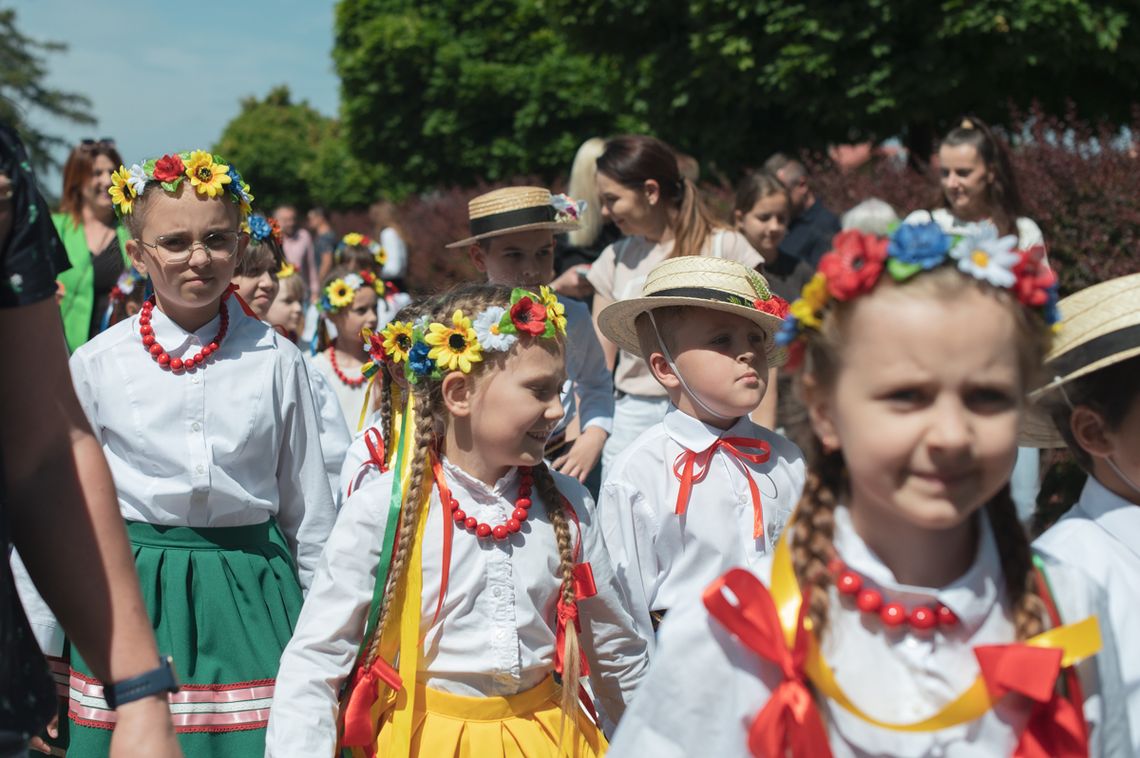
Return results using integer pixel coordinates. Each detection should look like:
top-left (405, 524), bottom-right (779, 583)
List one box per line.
top-left (352, 675), bottom-right (607, 758)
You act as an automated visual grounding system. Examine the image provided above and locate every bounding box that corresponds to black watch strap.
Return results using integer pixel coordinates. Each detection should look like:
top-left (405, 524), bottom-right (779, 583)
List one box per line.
top-left (105, 656), bottom-right (180, 709)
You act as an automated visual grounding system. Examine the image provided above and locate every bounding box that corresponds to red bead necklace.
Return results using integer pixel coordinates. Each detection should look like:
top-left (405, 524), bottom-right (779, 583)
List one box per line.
top-left (447, 467), bottom-right (534, 541)
top-left (830, 558), bottom-right (959, 632)
top-left (139, 295), bottom-right (229, 371)
top-left (327, 346), bottom-right (367, 387)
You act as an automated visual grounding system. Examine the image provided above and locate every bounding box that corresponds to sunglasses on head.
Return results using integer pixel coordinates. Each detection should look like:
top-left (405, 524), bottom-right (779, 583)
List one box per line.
top-left (79, 137), bottom-right (116, 150)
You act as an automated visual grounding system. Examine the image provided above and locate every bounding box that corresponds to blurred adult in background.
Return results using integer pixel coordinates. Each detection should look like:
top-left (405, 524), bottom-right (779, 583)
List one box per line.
top-left (274, 205), bottom-right (318, 300)
top-left (551, 137), bottom-right (622, 305)
top-left (308, 207), bottom-right (337, 283)
top-left (369, 199), bottom-right (408, 290)
top-left (588, 134), bottom-right (766, 477)
top-left (54, 139), bottom-right (132, 352)
top-left (763, 152), bottom-right (840, 267)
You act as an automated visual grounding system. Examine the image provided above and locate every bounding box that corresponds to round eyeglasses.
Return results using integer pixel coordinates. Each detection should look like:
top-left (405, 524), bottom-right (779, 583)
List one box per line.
top-left (137, 231), bottom-right (243, 265)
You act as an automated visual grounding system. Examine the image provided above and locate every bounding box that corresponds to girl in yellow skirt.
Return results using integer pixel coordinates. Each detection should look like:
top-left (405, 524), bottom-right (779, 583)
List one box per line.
top-left (267, 283), bottom-right (649, 757)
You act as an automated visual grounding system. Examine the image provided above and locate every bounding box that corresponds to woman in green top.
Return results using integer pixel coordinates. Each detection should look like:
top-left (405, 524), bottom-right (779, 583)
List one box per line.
top-left (54, 139), bottom-right (132, 352)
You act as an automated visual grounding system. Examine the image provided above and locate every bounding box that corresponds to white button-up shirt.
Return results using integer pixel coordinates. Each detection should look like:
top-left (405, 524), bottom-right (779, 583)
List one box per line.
top-left (608, 505), bottom-right (1128, 757)
top-left (555, 294), bottom-right (614, 437)
top-left (598, 406), bottom-right (805, 650)
top-left (1035, 475), bottom-right (1140, 754)
top-left (266, 459), bottom-right (649, 757)
top-left (307, 363), bottom-right (351, 503)
top-left (70, 297), bottom-right (335, 585)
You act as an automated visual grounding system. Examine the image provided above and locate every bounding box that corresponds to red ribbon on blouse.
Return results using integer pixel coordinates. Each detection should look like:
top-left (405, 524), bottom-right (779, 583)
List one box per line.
top-left (674, 437), bottom-right (771, 539)
top-left (341, 655), bottom-right (402, 756)
top-left (703, 568), bottom-right (833, 758)
top-left (975, 644), bottom-right (1089, 758)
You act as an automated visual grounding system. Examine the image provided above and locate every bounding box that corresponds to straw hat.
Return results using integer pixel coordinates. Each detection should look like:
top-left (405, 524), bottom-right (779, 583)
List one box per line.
top-left (598, 256), bottom-right (788, 367)
top-left (446, 186), bottom-right (581, 248)
top-left (1021, 272), bottom-right (1140, 448)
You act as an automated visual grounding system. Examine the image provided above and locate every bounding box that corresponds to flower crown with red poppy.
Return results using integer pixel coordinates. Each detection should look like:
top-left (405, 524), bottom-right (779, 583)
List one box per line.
top-left (108, 150), bottom-right (254, 220)
top-left (374, 286), bottom-right (566, 385)
top-left (775, 221), bottom-right (1061, 367)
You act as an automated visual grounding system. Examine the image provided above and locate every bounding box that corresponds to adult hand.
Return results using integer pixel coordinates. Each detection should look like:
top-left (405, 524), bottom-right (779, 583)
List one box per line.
top-left (549, 266), bottom-right (594, 300)
top-left (552, 426), bottom-right (607, 483)
top-left (109, 695), bottom-right (184, 758)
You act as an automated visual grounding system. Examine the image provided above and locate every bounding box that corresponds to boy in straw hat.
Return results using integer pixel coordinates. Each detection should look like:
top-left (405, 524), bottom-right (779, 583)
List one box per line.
top-left (594, 255), bottom-right (805, 650)
top-left (1025, 272), bottom-right (1140, 752)
top-left (449, 186), bottom-right (613, 484)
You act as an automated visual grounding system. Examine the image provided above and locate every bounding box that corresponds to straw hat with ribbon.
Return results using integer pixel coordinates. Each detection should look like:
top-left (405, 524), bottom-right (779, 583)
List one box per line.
top-left (598, 255), bottom-right (790, 366)
top-left (446, 186), bottom-right (583, 248)
top-left (1021, 272), bottom-right (1140, 448)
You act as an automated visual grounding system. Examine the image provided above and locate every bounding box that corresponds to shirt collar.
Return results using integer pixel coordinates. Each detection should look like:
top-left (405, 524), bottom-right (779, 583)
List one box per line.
top-left (1075, 476), bottom-right (1140, 558)
top-left (662, 405), bottom-right (752, 453)
top-left (440, 455), bottom-right (520, 502)
top-left (832, 505), bottom-right (1000, 633)
top-left (146, 296), bottom-right (229, 355)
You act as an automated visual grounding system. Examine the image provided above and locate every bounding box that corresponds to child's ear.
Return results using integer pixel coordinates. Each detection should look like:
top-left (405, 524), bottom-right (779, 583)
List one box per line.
top-left (125, 239), bottom-right (149, 278)
top-left (801, 372), bottom-right (840, 452)
top-left (468, 244), bottom-right (488, 273)
top-left (1071, 406), bottom-right (1113, 459)
top-left (440, 372), bottom-right (473, 418)
top-left (643, 179), bottom-right (661, 207)
top-left (646, 351), bottom-right (681, 389)
top-left (733, 208), bottom-right (744, 227)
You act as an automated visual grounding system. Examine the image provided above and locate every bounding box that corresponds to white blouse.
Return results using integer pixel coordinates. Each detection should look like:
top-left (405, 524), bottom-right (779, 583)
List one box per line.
top-left (309, 348), bottom-right (370, 430)
top-left (608, 506), bottom-right (1129, 757)
top-left (598, 406), bottom-right (805, 649)
top-left (68, 296), bottom-right (336, 588)
top-left (266, 458), bottom-right (649, 757)
top-left (1035, 476), bottom-right (1140, 754)
top-left (307, 359), bottom-right (351, 504)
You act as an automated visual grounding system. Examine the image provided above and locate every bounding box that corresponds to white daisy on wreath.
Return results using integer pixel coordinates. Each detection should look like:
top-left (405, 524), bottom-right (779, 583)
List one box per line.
top-left (342, 273), bottom-right (365, 291)
top-left (949, 229), bottom-right (1020, 288)
top-left (126, 164), bottom-right (149, 197)
top-left (472, 305), bottom-right (518, 353)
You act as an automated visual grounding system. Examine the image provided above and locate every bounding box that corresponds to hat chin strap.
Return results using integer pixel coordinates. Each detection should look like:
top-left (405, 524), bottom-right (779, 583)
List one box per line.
top-left (648, 310), bottom-right (736, 423)
top-left (1056, 379), bottom-right (1140, 500)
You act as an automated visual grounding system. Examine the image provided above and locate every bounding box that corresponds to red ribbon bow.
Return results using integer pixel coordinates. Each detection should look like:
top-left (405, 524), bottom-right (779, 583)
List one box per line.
top-left (974, 644), bottom-right (1089, 758)
top-left (554, 562), bottom-right (597, 677)
top-left (225, 282), bottom-right (260, 319)
top-left (364, 428), bottom-right (388, 474)
top-left (703, 568), bottom-right (833, 758)
top-left (341, 655), bottom-right (403, 756)
top-left (674, 437), bottom-right (772, 540)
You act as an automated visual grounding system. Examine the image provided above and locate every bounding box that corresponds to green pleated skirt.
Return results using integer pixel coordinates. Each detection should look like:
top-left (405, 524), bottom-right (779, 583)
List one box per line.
top-left (66, 519), bottom-right (303, 758)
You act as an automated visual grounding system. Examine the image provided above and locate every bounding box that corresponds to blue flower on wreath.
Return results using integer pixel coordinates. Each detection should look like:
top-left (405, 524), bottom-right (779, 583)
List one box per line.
top-left (408, 340), bottom-right (433, 378)
top-left (886, 222), bottom-right (950, 281)
top-left (228, 168), bottom-right (252, 204)
top-left (1043, 284), bottom-right (1061, 326)
top-left (248, 214), bottom-right (272, 242)
top-left (775, 315), bottom-right (800, 347)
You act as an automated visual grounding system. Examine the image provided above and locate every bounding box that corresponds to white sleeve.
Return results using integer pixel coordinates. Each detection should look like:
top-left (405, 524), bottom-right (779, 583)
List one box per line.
top-left (265, 476), bottom-right (393, 757)
top-left (597, 478), bottom-right (659, 652)
top-left (379, 228), bottom-right (408, 280)
top-left (561, 477), bottom-right (649, 728)
top-left (563, 300), bottom-right (614, 433)
top-left (308, 367), bottom-right (351, 507)
top-left (10, 550), bottom-right (64, 656)
top-left (275, 355), bottom-right (337, 591)
top-left (337, 419), bottom-right (387, 509)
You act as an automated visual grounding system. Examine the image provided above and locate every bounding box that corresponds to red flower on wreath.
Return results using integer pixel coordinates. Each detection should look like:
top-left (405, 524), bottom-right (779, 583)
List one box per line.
top-left (152, 154), bottom-right (185, 183)
top-left (817, 230), bottom-right (889, 301)
top-left (365, 330), bottom-right (387, 363)
top-left (1011, 245), bottom-right (1057, 307)
top-left (510, 297), bottom-right (548, 335)
top-left (754, 295), bottom-right (790, 319)
top-left (784, 339), bottom-right (806, 371)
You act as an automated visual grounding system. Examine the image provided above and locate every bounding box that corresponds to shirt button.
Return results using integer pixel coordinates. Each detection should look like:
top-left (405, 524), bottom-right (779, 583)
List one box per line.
top-left (192, 422), bottom-right (201, 432)
top-left (495, 630), bottom-right (506, 640)
top-left (493, 587), bottom-right (503, 598)
top-left (196, 464), bottom-right (205, 474)
top-left (192, 376), bottom-right (200, 385)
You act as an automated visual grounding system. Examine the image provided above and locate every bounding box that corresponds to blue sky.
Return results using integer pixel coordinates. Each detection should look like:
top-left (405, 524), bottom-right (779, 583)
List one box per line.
top-left (14, 0), bottom-right (340, 186)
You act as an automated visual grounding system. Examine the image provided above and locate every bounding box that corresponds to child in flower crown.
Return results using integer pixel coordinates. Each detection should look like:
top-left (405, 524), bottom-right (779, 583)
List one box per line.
top-left (50, 150), bottom-right (336, 757)
top-left (335, 232), bottom-right (412, 328)
top-left (267, 283), bottom-right (648, 757)
top-left (267, 260), bottom-right (305, 342)
top-left (608, 223), bottom-right (1125, 756)
top-left (1026, 273), bottom-right (1140, 753)
top-left (595, 255), bottom-right (805, 650)
top-left (312, 264), bottom-right (384, 427)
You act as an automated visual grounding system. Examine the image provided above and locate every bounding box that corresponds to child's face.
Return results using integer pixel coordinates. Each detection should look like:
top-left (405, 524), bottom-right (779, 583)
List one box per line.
top-left (655, 308), bottom-right (769, 423)
top-left (127, 188), bottom-right (246, 320)
top-left (735, 194), bottom-right (788, 259)
top-left (232, 267), bottom-right (279, 319)
top-left (808, 287), bottom-right (1023, 532)
top-left (469, 230), bottom-right (556, 289)
top-left (1108, 393), bottom-right (1140, 492)
top-left (467, 340), bottom-right (567, 469)
top-left (330, 286), bottom-right (378, 349)
top-left (267, 285), bottom-right (303, 335)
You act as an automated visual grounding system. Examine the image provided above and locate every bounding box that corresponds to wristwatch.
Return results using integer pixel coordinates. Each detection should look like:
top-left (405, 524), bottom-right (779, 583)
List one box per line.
top-left (104, 656), bottom-right (181, 709)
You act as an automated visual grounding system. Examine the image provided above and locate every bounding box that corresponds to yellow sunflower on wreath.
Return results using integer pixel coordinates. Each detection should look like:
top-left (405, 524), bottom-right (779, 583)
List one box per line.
top-left (326, 278), bottom-right (355, 310)
top-left (426, 310), bottom-right (483, 373)
top-left (184, 150), bottom-right (232, 198)
top-left (538, 286), bottom-right (567, 334)
top-left (381, 321), bottom-right (415, 364)
top-left (108, 167), bottom-right (135, 214)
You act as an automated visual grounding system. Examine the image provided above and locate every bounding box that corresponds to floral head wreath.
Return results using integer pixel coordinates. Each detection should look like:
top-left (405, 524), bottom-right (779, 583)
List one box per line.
top-left (277, 262), bottom-right (297, 280)
top-left (319, 270), bottom-right (392, 314)
top-left (776, 221), bottom-right (1061, 367)
top-left (373, 286), bottom-right (566, 385)
top-left (248, 214), bottom-right (283, 247)
top-left (336, 232), bottom-right (387, 267)
top-left (109, 150), bottom-right (254, 220)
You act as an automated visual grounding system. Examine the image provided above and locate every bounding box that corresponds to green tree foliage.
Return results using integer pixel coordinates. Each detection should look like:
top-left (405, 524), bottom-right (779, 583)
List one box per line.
top-left (334, 0), bottom-right (644, 193)
top-left (0, 8), bottom-right (95, 173)
top-left (549, 0), bottom-right (1140, 171)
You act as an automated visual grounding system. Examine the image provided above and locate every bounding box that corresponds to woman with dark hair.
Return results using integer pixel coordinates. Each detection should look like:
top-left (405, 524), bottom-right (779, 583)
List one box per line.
top-left (906, 116), bottom-right (1044, 248)
top-left (586, 135), bottom-right (766, 476)
top-left (54, 139), bottom-right (133, 352)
